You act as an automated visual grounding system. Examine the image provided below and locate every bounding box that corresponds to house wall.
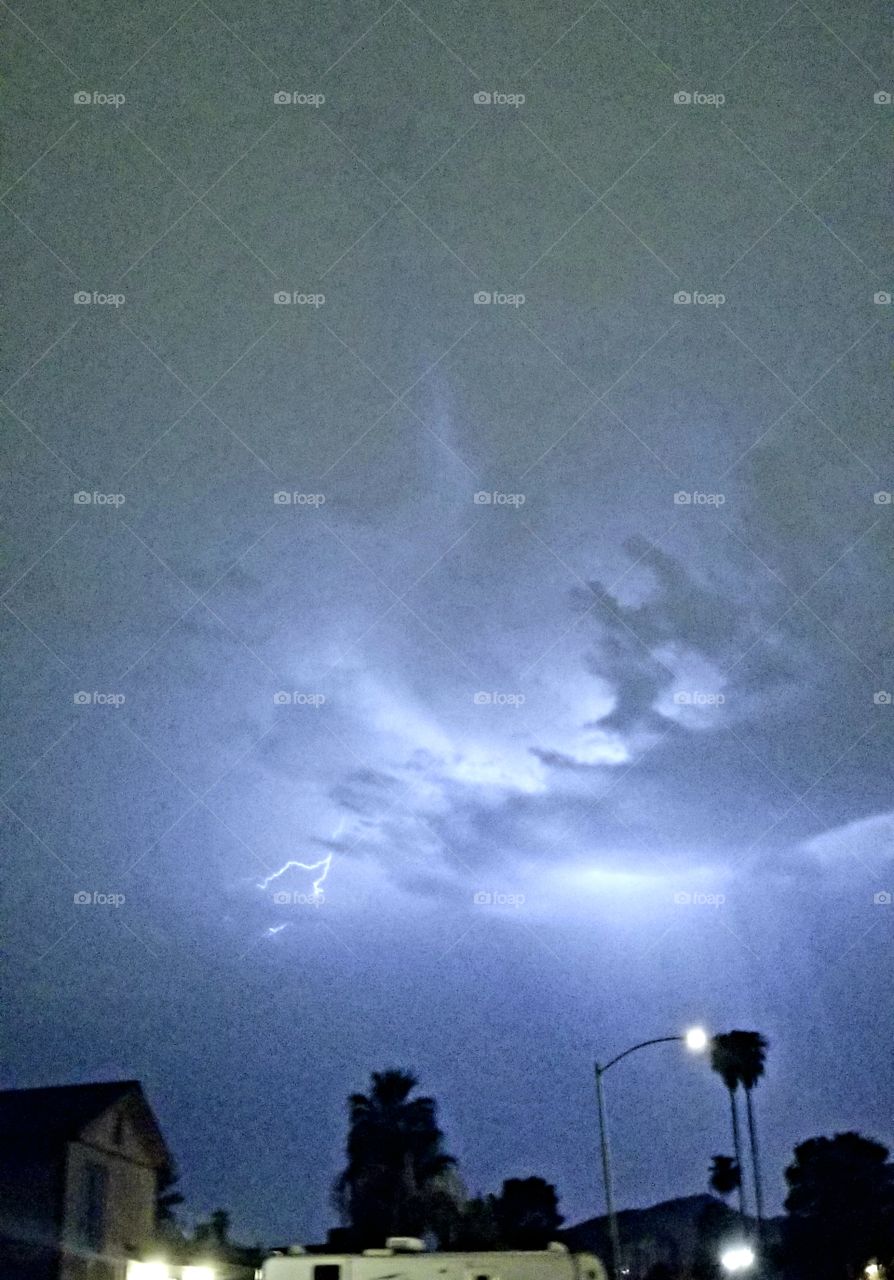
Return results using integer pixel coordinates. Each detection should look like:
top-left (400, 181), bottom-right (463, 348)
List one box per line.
top-left (58, 1100), bottom-right (159, 1280)
top-left (0, 1145), bottom-right (66, 1279)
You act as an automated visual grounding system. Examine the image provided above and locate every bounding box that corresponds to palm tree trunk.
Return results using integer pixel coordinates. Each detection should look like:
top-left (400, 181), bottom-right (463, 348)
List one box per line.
top-left (744, 1087), bottom-right (764, 1234)
top-left (728, 1087), bottom-right (748, 1219)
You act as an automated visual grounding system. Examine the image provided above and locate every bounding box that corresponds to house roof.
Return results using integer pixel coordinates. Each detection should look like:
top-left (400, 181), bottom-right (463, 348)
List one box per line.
top-left (0, 1080), bottom-right (171, 1165)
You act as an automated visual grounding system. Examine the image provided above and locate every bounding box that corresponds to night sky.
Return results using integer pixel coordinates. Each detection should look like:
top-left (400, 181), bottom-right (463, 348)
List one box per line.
top-left (1, 0), bottom-right (892, 1251)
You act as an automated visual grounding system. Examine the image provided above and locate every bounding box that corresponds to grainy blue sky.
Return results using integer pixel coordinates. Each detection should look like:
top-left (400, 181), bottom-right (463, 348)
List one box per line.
top-left (1, 0), bottom-right (892, 1247)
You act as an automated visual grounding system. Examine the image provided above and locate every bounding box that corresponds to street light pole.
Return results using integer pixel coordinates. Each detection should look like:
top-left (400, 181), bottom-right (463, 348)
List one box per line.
top-left (595, 1061), bottom-right (622, 1280)
top-left (594, 1031), bottom-right (708, 1280)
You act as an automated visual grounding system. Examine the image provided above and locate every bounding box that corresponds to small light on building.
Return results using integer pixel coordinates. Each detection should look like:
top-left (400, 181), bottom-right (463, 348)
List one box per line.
top-left (721, 1246), bottom-right (756, 1273)
top-left (183, 1267), bottom-right (217, 1280)
top-left (127, 1263), bottom-right (172, 1280)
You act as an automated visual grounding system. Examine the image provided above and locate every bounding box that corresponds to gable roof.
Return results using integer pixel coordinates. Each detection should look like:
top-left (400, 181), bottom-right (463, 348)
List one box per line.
top-left (0, 1080), bottom-right (171, 1166)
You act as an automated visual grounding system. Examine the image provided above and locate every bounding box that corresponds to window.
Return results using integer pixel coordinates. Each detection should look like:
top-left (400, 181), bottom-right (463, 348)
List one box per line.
top-left (79, 1161), bottom-right (108, 1250)
top-left (314, 1265), bottom-right (341, 1280)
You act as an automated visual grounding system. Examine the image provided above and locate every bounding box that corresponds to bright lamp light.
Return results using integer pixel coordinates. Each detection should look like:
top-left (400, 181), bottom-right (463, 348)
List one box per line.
top-left (184, 1268), bottom-right (217, 1280)
top-left (721, 1245), bottom-right (756, 1272)
top-left (126, 1264), bottom-right (172, 1280)
top-left (685, 1026), bottom-right (708, 1051)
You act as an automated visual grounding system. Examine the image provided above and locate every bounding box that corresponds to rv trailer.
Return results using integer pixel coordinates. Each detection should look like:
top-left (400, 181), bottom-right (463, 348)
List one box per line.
top-left (263, 1238), bottom-right (607, 1280)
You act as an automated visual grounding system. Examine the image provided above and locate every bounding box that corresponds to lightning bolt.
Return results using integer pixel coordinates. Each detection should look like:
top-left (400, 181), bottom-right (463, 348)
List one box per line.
top-left (257, 853), bottom-right (332, 898)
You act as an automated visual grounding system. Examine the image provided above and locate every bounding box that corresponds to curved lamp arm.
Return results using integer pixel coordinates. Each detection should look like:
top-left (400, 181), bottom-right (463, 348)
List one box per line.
top-left (596, 1035), bottom-right (684, 1075)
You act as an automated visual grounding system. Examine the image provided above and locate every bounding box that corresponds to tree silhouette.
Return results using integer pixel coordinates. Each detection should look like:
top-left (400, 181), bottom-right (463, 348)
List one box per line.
top-left (493, 1177), bottom-right (563, 1249)
top-left (155, 1161), bottom-right (184, 1238)
top-left (453, 1195), bottom-right (502, 1250)
top-left (194, 1208), bottom-right (231, 1253)
top-left (709, 1155), bottom-right (741, 1200)
top-left (728, 1031), bottom-right (768, 1229)
top-left (710, 1035), bottom-right (748, 1218)
top-left (333, 1069), bottom-right (458, 1247)
top-left (709, 1031), bottom-right (768, 1227)
top-left (783, 1132), bottom-right (894, 1280)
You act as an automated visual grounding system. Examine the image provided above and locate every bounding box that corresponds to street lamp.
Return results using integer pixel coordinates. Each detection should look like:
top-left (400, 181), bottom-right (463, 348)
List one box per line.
top-left (685, 1026), bottom-right (708, 1052)
top-left (721, 1245), bottom-right (756, 1273)
top-left (595, 1029), bottom-right (709, 1280)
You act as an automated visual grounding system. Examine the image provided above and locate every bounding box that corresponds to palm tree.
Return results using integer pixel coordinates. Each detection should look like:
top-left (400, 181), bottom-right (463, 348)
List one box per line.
top-left (709, 1154), bottom-right (742, 1201)
top-left (333, 1069), bottom-right (458, 1247)
top-left (728, 1031), bottom-right (768, 1231)
top-left (710, 1034), bottom-right (748, 1218)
